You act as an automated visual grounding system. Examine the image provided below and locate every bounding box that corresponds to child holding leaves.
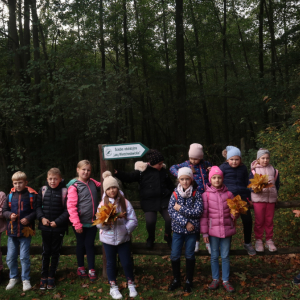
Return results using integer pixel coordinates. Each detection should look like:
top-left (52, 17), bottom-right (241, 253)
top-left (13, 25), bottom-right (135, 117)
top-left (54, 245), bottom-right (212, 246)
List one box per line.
top-left (201, 166), bottom-right (237, 293)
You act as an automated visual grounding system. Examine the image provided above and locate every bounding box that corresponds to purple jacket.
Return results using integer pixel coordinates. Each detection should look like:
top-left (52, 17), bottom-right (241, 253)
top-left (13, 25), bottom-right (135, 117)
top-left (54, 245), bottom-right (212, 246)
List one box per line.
top-left (200, 184), bottom-right (236, 238)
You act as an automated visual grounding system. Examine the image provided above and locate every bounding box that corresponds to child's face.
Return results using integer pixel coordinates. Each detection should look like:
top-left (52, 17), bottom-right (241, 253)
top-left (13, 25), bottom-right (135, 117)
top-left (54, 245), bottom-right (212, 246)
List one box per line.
top-left (152, 161), bottom-right (164, 171)
top-left (106, 187), bottom-right (118, 198)
top-left (179, 175), bottom-right (192, 190)
top-left (13, 180), bottom-right (27, 192)
top-left (227, 156), bottom-right (241, 168)
top-left (47, 173), bottom-right (62, 189)
top-left (189, 157), bottom-right (201, 165)
top-left (77, 164), bottom-right (91, 181)
top-left (210, 175), bottom-right (223, 188)
top-left (258, 154), bottom-right (270, 167)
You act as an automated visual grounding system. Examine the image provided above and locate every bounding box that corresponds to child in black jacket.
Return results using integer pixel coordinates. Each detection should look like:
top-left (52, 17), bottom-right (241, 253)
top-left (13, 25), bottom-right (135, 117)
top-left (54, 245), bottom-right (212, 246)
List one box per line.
top-left (36, 168), bottom-right (69, 290)
top-left (115, 149), bottom-right (174, 249)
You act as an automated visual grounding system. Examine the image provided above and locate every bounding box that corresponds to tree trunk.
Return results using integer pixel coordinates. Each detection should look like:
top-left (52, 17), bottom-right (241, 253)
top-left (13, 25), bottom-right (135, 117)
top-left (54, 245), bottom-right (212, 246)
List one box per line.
top-left (23, 0), bottom-right (30, 83)
top-left (259, 0), bottom-right (264, 79)
top-left (99, 0), bottom-right (106, 88)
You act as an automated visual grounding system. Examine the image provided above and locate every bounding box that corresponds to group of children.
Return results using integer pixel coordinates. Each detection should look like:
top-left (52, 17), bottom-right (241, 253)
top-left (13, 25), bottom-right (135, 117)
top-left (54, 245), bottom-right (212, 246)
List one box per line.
top-left (0, 144), bottom-right (296, 299)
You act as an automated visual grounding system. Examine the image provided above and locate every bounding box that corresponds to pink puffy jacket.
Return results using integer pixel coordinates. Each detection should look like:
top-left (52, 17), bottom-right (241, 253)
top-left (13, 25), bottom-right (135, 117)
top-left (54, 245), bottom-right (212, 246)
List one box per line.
top-left (200, 184), bottom-right (236, 238)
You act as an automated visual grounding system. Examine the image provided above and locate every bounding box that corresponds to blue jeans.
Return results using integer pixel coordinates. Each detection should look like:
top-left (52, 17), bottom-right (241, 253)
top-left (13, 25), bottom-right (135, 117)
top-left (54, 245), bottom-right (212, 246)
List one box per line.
top-left (6, 236), bottom-right (32, 281)
top-left (170, 232), bottom-right (196, 261)
top-left (209, 236), bottom-right (231, 281)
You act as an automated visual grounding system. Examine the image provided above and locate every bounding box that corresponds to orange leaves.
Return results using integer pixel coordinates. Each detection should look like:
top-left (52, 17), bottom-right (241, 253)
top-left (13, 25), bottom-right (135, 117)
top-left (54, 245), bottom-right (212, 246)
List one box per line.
top-left (247, 173), bottom-right (273, 193)
top-left (22, 226), bottom-right (35, 237)
top-left (227, 195), bottom-right (248, 216)
top-left (10, 220), bottom-right (14, 234)
top-left (92, 203), bottom-right (120, 226)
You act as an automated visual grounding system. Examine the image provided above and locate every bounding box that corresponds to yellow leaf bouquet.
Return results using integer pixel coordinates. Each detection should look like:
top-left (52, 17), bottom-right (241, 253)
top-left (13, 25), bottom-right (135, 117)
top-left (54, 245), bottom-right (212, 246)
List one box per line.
top-left (92, 203), bottom-right (121, 226)
top-left (22, 226), bottom-right (35, 237)
top-left (227, 195), bottom-right (248, 217)
top-left (247, 173), bottom-right (273, 193)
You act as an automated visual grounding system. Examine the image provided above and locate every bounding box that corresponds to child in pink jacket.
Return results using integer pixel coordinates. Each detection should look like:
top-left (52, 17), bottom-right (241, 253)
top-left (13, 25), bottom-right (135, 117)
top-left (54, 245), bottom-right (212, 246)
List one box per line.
top-left (200, 166), bottom-right (236, 293)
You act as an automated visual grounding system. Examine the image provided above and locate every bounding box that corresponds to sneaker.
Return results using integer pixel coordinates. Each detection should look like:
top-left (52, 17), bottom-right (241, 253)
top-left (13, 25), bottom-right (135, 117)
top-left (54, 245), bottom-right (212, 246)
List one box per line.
top-left (47, 277), bottom-right (55, 290)
top-left (244, 243), bottom-right (256, 256)
top-left (255, 239), bottom-right (264, 252)
top-left (110, 284), bottom-right (123, 299)
top-left (23, 280), bottom-right (32, 292)
top-left (265, 239), bottom-right (277, 252)
top-left (40, 278), bottom-right (48, 290)
top-left (223, 281), bottom-right (235, 293)
top-left (208, 279), bottom-right (219, 290)
top-left (6, 278), bottom-right (20, 290)
top-left (194, 241), bottom-right (200, 252)
top-left (206, 243), bottom-right (211, 254)
top-left (294, 273), bottom-right (300, 284)
top-left (128, 280), bottom-right (138, 298)
top-left (88, 269), bottom-right (97, 282)
top-left (77, 266), bottom-right (88, 278)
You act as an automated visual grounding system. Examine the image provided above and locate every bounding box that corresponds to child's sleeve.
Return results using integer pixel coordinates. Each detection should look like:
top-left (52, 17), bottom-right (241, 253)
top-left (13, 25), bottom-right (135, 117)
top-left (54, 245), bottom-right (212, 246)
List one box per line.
top-left (168, 193), bottom-right (188, 227)
top-left (2, 195), bottom-right (12, 220)
top-left (125, 201), bottom-right (138, 234)
top-left (0, 192), bottom-right (6, 218)
top-left (67, 185), bottom-right (82, 230)
top-left (115, 170), bottom-right (140, 183)
top-left (178, 192), bottom-right (204, 219)
top-left (169, 161), bottom-right (187, 177)
top-left (25, 193), bottom-right (37, 222)
top-left (200, 192), bottom-right (209, 236)
top-left (36, 189), bottom-right (44, 221)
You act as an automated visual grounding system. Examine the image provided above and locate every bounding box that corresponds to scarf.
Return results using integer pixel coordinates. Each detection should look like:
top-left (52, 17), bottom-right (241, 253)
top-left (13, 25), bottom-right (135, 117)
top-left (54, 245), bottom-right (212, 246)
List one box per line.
top-left (177, 183), bottom-right (193, 198)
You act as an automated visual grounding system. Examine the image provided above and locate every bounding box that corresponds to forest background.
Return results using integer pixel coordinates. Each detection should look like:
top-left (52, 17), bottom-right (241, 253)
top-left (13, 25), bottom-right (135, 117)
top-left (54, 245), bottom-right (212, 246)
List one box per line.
top-left (0, 0), bottom-right (300, 201)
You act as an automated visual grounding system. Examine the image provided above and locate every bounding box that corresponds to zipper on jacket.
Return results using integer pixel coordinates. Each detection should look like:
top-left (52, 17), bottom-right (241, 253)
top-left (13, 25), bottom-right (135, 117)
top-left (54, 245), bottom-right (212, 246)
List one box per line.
top-left (86, 181), bottom-right (95, 223)
top-left (18, 193), bottom-right (21, 237)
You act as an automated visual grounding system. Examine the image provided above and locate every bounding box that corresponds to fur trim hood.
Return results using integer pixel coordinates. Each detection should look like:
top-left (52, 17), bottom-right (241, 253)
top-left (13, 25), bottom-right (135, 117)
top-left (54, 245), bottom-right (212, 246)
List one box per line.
top-left (134, 161), bottom-right (166, 172)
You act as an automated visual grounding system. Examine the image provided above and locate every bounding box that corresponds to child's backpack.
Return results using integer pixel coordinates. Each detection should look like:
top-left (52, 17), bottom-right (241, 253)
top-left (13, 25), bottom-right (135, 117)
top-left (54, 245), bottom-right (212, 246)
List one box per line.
top-left (173, 190), bottom-right (197, 204)
top-left (8, 191), bottom-right (34, 209)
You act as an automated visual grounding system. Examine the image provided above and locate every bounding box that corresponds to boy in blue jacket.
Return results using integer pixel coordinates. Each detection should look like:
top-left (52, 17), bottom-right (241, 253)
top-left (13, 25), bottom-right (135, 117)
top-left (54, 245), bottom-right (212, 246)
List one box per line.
top-left (3, 171), bottom-right (37, 291)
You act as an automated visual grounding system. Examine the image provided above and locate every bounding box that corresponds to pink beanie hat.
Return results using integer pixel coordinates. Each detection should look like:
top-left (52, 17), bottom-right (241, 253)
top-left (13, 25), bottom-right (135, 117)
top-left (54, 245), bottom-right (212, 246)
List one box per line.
top-left (188, 143), bottom-right (203, 160)
top-left (209, 166), bottom-right (223, 182)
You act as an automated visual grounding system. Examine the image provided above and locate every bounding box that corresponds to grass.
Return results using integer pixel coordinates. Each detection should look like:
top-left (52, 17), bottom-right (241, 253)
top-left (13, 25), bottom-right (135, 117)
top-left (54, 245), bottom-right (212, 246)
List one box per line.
top-left (1, 209), bottom-right (300, 299)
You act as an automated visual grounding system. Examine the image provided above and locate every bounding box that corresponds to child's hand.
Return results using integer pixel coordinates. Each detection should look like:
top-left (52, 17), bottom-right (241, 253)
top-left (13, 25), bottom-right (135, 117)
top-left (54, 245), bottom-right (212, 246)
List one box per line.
top-left (76, 228), bottom-right (83, 233)
top-left (186, 222), bottom-right (194, 232)
top-left (10, 213), bottom-right (18, 221)
top-left (207, 167), bottom-right (212, 172)
top-left (20, 218), bottom-right (29, 225)
top-left (203, 237), bottom-right (209, 244)
top-left (50, 221), bottom-right (57, 228)
top-left (293, 210), bottom-right (300, 217)
top-left (114, 170), bottom-right (118, 174)
top-left (42, 218), bottom-right (50, 226)
top-left (174, 203), bottom-right (181, 211)
top-left (118, 212), bottom-right (127, 219)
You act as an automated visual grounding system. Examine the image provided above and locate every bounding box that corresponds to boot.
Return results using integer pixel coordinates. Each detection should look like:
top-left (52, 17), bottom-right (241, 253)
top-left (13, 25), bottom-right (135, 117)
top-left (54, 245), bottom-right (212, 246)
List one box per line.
top-left (164, 233), bottom-right (172, 249)
top-left (168, 259), bottom-right (181, 291)
top-left (184, 259), bottom-right (195, 293)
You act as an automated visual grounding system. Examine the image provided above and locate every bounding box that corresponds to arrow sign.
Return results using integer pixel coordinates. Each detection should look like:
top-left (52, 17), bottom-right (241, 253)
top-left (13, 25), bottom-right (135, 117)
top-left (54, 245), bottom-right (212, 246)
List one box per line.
top-left (102, 143), bottom-right (149, 160)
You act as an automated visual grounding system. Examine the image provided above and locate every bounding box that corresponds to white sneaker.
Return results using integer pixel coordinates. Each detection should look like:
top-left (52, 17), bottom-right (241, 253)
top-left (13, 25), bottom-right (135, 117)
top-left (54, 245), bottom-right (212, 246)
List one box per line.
top-left (23, 280), bottom-right (32, 292)
top-left (128, 281), bottom-right (138, 298)
top-left (194, 241), bottom-right (200, 252)
top-left (206, 243), bottom-right (211, 254)
top-left (6, 278), bottom-right (20, 290)
top-left (110, 285), bottom-right (123, 299)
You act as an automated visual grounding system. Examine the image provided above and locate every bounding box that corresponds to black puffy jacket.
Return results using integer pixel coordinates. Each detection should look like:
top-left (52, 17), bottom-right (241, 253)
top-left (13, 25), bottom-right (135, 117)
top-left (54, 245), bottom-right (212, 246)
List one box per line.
top-left (115, 161), bottom-right (175, 212)
top-left (36, 181), bottom-right (69, 232)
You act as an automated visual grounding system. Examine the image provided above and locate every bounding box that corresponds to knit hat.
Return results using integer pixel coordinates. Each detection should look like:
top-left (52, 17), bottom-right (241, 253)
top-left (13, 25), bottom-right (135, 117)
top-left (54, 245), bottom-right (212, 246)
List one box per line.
top-left (102, 171), bottom-right (119, 192)
top-left (178, 167), bottom-right (193, 180)
top-left (188, 143), bottom-right (204, 160)
top-left (147, 149), bottom-right (164, 166)
top-left (209, 166), bottom-right (223, 182)
top-left (226, 146), bottom-right (241, 159)
top-left (257, 148), bottom-right (270, 159)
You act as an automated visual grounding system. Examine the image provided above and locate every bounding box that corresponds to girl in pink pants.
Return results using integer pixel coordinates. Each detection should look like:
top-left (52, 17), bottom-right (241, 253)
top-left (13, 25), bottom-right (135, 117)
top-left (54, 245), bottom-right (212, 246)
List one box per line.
top-left (249, 149), bottom-right (280, 252)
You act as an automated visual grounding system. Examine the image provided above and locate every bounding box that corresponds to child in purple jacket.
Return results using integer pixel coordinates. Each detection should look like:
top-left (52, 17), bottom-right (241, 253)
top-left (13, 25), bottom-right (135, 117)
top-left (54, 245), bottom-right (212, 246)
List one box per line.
top-left (200, 166), bottom-right (237, 293)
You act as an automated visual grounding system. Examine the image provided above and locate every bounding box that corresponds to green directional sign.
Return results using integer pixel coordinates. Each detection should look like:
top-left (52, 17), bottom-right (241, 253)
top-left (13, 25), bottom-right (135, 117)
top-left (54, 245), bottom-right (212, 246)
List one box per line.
top-left (102, 143), bottom-right (149, 160)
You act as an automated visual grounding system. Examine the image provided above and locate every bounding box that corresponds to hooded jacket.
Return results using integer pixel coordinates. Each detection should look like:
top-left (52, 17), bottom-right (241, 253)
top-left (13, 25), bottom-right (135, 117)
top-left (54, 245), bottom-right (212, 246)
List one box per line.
top-left (115, 161), bottom-right (174, 212)
top-left (169, 160), bottom-right (211, 194)
top-left (168, 187), bottom-right (203, 234)
top-left (0, 192), bottom-right (7, 233)
top-left (97, 197), bottom-right (138, 246)
top-left (36, 181), bottom-right (69, 232)
top-left (219, 162), bottom-right (251, 201)
top-left (67, 178), bottom-right (101, 230)
top-left (200, 184), bottom-right (236, 238)
top-left (3, 186), bottom-right (37, 237)
top-left (249, 161), bottom-right (279, 203)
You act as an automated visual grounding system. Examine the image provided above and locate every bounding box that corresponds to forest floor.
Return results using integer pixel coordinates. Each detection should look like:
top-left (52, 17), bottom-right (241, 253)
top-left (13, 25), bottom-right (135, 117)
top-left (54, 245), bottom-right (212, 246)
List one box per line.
top-left (2, 209), bottom-right (300, 300)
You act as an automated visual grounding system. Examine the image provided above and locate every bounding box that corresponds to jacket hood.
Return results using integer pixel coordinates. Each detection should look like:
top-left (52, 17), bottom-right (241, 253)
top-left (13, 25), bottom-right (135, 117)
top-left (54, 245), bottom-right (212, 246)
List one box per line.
top-left (134, 161), bottom-right (166, 172)
top-left (10, 186), bottom-right (38, 194)
top-left (66, 178), bottom-right (77, 188)
top-left (205, 183), bottom-right (228, 193)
